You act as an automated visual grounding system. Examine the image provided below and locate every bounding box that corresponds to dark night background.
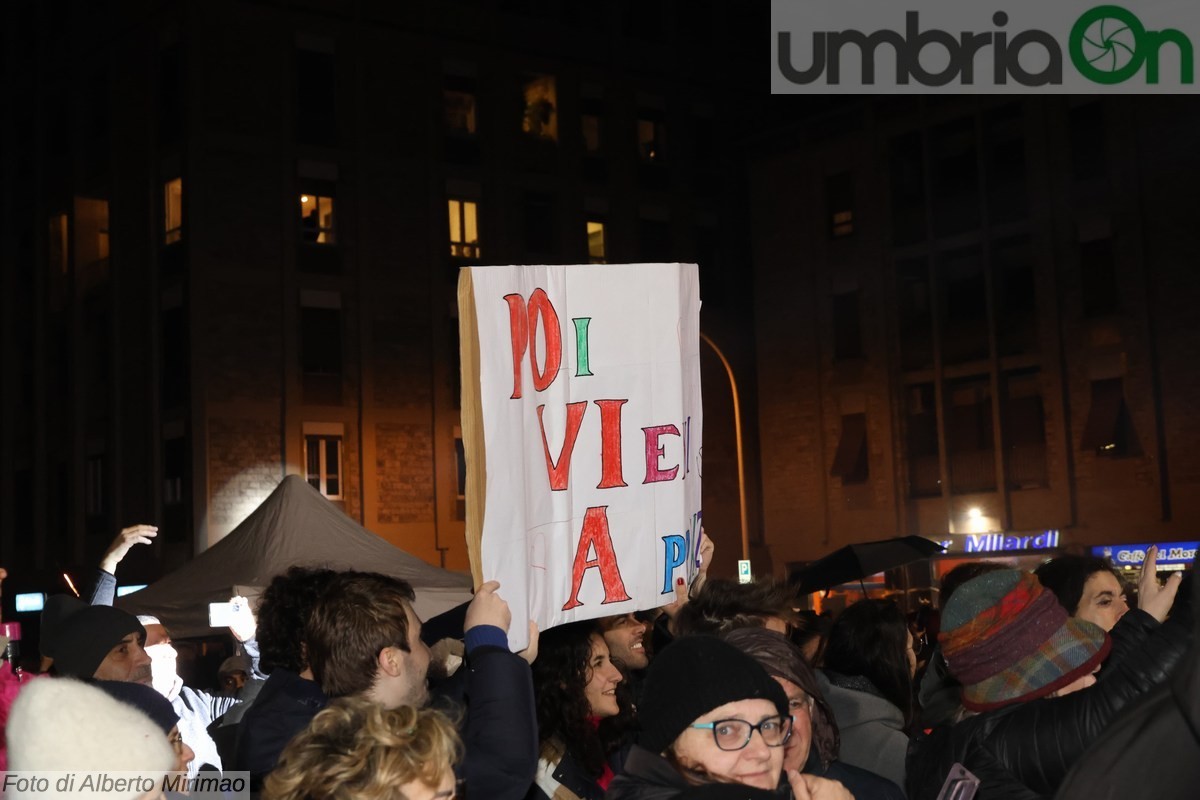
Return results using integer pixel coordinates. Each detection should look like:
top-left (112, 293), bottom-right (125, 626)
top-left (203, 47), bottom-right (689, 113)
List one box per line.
top-left (2, 1), bottom-right (1199, 631)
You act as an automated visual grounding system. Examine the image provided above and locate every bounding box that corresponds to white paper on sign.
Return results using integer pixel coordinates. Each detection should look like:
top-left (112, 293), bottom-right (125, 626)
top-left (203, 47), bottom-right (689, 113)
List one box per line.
top-left (462, 263), bottom-right (703, 650)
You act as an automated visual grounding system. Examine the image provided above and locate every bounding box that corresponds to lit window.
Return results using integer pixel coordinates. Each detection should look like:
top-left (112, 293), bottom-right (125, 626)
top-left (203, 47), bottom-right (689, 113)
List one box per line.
top-left (48, 214), bottom-right (68, 274)
top-left (587, 221), bottom-right (606, 263)
top-left (522, 75), bottom-right (558, 141)
top-left (582, 114), bottom-right (601, 153)
top-left (304, 435), bottom-right (342, 499)
top-left (299, 193), bottom-right (336, 245)
top-left (74, 197), bottom-right (109, 266)
top-left (164, 178), bottom-right (183, 245)
top-left (638, 117), bottom-right (666, 161)
top-left (448, 199), bottom-right (480, 259)
top-left (445, 89), bottom-right (477, 135)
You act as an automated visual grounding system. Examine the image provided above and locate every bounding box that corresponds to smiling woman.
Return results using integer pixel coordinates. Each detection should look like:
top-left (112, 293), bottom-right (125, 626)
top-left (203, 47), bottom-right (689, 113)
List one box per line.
top-left (606, 636), bottom-right (852, 800)
top-left (529, 621), bottom-right (634, 800)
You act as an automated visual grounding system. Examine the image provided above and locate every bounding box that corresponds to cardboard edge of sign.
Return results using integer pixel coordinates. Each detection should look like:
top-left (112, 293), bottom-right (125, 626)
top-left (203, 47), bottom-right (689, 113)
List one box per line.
top-left (457, 268), bottom-right (487, 590)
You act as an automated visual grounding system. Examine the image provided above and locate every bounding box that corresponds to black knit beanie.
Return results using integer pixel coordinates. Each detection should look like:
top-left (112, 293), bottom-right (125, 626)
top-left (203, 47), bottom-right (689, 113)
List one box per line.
top-left (93, 680), bottom-right (180, 733)
top-left (49, 602), bottom-right (146, 679)
top-left (639, 635), bottom-right (788, 754)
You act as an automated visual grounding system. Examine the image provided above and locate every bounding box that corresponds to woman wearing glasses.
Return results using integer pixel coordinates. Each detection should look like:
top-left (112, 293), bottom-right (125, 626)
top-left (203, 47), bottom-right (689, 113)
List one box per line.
top-left (725, 627), bottom-right (906, 800)
top-left (605, 636), bottom-right (851, 799)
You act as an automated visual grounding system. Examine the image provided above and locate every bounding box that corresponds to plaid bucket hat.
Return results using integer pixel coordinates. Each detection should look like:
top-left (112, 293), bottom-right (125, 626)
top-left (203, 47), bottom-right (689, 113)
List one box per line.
top-left (940, 569), bottom-right (1110, 711)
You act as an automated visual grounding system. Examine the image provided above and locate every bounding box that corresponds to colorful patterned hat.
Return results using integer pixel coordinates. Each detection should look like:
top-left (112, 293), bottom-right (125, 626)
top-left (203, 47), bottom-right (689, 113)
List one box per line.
top-left (940, 569), bottom-right (1110, 711)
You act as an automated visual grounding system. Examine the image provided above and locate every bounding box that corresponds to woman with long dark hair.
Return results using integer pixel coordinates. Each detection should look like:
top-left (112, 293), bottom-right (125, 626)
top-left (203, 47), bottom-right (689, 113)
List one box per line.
top-left (527, 621), bottom-right (633, 800)
top-left (817, 599), bottom-right (915, 790)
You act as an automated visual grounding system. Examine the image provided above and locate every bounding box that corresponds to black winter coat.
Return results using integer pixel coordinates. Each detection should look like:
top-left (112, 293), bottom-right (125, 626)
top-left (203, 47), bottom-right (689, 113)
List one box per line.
top-left (433, 643), bottom-right (539, 800)
top-left (907, 603), bottom-right (1193, 800)
top-left (1055, 573), bottom-right (1200, 800)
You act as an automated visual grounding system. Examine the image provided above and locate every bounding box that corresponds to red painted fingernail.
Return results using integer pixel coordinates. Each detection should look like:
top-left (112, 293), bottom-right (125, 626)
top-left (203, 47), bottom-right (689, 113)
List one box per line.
top-left (676, 577), bottom-right (685, 587)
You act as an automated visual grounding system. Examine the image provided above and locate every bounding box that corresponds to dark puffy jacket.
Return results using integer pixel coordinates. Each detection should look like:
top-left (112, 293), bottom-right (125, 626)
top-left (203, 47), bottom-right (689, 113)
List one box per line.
top-left (233, 668), bottom-right (327, 791)
top-left (907, 603), bottom-right (1193, 800)
top-left (434, 641), bottom-right (539, 800)
top-left (1055, 573), bottom-right (1200, 800)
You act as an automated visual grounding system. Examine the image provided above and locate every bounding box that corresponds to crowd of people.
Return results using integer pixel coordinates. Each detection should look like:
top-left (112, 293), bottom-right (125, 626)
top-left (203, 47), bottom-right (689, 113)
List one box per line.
top-left (0, 525), bottom-right (1195, 800)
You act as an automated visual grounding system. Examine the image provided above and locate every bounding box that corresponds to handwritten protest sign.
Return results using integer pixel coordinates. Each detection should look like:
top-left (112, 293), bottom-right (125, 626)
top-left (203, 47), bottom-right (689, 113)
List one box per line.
top-left (458, 263), bottom-right (703, 649)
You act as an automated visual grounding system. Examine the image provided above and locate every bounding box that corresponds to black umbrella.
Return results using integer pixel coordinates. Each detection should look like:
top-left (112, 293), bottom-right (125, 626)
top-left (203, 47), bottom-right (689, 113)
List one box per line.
top-left (788, 535), bottom-right (945, 595)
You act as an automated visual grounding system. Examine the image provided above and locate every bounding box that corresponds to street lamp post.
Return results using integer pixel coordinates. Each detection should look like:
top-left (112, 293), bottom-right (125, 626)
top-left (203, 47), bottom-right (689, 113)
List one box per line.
top-left (699, 332), bottom-right (749, 562)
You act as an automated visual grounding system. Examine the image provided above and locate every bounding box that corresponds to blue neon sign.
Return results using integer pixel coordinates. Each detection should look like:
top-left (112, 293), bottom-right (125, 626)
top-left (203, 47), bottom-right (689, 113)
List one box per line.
top-left (1093, 542), bottom-right (1198, 567)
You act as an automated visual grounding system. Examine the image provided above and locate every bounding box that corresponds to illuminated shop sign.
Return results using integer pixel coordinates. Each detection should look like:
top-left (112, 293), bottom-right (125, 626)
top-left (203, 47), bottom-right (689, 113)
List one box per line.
top-left (1092, 542), bottom-right (1198, 568)
top-left (935, 530), bottom-right (1061, 555)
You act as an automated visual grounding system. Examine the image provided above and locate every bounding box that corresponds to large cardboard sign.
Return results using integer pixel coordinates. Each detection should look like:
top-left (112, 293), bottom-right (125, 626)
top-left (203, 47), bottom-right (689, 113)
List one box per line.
top-left (458, 263), bottom-right (703, 649)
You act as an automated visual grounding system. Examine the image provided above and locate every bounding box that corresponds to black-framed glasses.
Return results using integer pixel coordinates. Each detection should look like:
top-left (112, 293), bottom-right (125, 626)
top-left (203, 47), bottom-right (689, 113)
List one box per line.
top-left (688, 715), bottom-right (793, 751)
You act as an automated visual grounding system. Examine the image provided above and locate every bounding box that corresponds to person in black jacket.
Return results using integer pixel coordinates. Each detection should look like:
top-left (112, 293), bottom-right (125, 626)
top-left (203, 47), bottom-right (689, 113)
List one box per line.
top-left (1054, 572), bottom-right (1198, 800)
top-left (906, 562), bottom-right (1190, 800)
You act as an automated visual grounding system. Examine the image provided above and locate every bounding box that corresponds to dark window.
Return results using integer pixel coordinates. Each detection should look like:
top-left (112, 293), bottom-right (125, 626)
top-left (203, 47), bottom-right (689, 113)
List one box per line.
top-left (161, 306), bottom-right (188, 409)
top-left (444, 76), bottom-right (477, 136)
top-left (832, 291), bottom-right (863, 360)
top-left (1069, 103), bottom-right (1106, 181)
top-left (945, 378), bottom-right (996, 493)
top-left (300, 307), bottom-right (342, 375)
top-left (295, 48), bottom-right (336, 146)
top-left (85, 454), bottom-right (106, 517)
top-left (826, 172), bottom-right (854, 238)
top-left (638, 219), bottom-right (671, 261)
top-left (938, 247), bottom-right (989, 365)
top-left (158, 43), bottom-right (182, 145)
top-left (994, 237), bottom-right (1037, 356)
top-left (637, 112), bottom-right (666, 162)
top-left (831, 413), bottom-right (868, 484)
top-left (906, 383), bottom-right (940, 497)
top-left (897, 258), bottom-right (933, 371)
top-left (984, 104), bottom-right (1028, 224)
top-left (1002, 369), bottom-right (1047, 489)
top-left (930, 118), bottom-right (980, 237)
top-left (889, 132), bottom-right (926, 245)
top-left (164, 437), bottom-right (188, 506)
top-left (523, 192), bottom-right (557, 255)
top-left (1080, 378), bottom-right (1141, 457)
top-left (1080, 237), bottom-right (1118, 317)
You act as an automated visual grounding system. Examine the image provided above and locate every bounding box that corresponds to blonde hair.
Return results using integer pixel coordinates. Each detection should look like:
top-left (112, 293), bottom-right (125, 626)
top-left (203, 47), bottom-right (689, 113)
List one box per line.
top-left (264, 696), bottom-right (462, 800)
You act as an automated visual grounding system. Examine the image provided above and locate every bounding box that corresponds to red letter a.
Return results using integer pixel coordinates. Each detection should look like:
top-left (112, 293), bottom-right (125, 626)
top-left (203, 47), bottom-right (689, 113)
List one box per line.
top-left (538, 402), bottom-right (587, 491)
top-left (562, 506), bottom-right (631, 610)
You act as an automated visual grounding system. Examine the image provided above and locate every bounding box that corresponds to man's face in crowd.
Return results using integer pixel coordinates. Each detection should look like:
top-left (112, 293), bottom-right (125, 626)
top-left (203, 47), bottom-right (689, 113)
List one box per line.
top-left (601, 613), bottom-right (649, 670)
top-left (93, 632), bottom-right (153, 685)
top-left (388, 600), bottom-right (431, 709)
top-left (142, 623), bottom-right (179, 696)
